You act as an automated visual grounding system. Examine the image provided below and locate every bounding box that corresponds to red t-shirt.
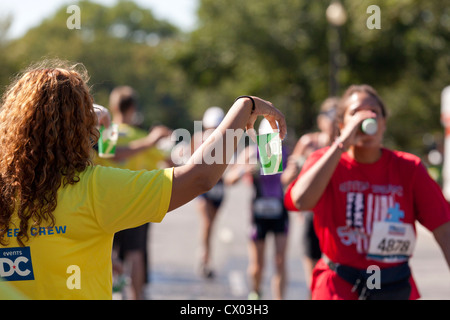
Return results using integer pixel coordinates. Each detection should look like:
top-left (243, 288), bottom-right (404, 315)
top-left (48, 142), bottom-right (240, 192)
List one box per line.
top-left (284, 147), bottom-right (450, 299)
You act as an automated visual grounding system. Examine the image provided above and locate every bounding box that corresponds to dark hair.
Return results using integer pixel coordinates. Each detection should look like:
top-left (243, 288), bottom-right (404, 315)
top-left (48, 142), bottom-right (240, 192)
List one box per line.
top-left (109, 86), bottom-right (138, 115)
top-left (336, 84), bottom-right (387, 125)
top-left (318, 96), bottom-right (339, 120)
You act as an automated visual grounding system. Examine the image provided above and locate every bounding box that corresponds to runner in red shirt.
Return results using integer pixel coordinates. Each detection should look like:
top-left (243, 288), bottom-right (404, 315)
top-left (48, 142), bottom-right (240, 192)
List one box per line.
top-left (284, 84), bottom-right (450, 300)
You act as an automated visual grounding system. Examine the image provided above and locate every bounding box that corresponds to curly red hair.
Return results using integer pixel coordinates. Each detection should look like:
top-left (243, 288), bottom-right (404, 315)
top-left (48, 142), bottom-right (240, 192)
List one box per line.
top-left (0, 60), bottom-right (99, 246)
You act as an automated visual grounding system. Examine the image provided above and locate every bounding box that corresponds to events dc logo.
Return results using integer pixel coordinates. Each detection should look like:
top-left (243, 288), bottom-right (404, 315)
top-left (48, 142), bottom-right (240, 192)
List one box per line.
top-left (0, 247), bottom-right (35, 281)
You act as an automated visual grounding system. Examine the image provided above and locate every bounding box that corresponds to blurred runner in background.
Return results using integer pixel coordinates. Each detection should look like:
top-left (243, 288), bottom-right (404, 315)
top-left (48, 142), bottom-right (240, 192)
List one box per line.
top-left (192, 106), bottom-right (226, 278)
top-left (95, 86), bottom-right (172, 299)
top-left (225, 119), bottom-right (289, 300)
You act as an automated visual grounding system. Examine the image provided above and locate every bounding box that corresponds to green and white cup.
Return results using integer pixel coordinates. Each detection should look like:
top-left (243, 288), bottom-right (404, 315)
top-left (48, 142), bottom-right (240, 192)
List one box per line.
top-left (98, 123), bottom-right (119, 158)
top-left (257, 132), bottom-right (283, 175)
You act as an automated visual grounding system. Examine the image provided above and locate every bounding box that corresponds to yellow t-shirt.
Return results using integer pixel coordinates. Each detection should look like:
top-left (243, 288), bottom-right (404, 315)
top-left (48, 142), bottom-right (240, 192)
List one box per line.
top-left (95, 123), bottom-right (166, 171)
top-left (0, 165), bottom-right (173, 300)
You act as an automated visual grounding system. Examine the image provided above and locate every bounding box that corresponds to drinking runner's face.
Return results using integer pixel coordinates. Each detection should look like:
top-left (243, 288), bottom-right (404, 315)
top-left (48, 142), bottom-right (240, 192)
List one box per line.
top-left (342, 92), bottom-right (386, 147)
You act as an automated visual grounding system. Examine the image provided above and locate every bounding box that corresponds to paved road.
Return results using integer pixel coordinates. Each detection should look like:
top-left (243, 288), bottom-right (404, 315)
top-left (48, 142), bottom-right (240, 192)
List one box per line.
top-left (144, 181), bottom-right (450, 300)
top-left (410, 223), bottom-right (450, 299)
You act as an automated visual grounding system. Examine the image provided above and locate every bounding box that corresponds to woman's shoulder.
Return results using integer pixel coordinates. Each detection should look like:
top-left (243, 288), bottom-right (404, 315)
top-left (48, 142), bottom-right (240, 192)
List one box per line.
top-left (385, 149), bottom-right (422, 166)
top-left (382, 149), bottom-right (426, 179)
top-left (81, 164), bottom-right (128, 180)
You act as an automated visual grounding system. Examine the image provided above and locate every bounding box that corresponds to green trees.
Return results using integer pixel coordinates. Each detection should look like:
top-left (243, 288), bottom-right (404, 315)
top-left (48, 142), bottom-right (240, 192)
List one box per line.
top-left (178, 0), bottom-right (450, 153)
top-left (1, 0), bottom-right (191, 129)
top-left (1, 0), bottom-right (449, 154)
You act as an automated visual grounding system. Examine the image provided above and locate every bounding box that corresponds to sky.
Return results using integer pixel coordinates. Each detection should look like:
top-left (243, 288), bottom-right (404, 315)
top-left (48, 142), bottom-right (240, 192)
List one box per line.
top-left (1, 0), bottom-right (199, 39)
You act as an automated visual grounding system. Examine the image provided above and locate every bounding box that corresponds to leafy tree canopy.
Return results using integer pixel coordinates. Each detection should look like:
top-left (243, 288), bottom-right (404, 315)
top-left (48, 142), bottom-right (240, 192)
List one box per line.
top-left (0, 0), bottom-right (449, 156)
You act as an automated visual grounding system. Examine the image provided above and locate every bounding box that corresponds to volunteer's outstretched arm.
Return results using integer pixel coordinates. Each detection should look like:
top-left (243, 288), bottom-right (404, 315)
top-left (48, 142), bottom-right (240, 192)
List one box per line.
top-left (223, 145), bottom-right (258, 186)
top-left (168, 97), bottom-right (286, 212)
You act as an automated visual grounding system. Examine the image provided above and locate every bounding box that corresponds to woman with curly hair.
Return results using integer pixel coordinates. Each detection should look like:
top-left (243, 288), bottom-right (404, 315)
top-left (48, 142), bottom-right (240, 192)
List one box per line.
top-left (0, 60), bottom-right (286, 299)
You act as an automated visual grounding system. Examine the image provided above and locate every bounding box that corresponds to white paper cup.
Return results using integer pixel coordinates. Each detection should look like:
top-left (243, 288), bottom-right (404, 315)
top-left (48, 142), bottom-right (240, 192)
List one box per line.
top-left (257, 132), bottom-right (283, 175)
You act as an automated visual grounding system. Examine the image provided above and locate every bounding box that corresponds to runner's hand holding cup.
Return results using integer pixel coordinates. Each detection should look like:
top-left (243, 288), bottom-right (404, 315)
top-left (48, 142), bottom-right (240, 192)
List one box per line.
top-left (336, 110), bottom-right (378, 150)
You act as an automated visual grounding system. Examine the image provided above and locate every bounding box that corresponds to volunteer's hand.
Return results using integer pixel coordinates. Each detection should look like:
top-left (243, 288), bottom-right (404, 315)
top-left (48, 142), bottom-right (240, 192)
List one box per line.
top-left (244, 96), bottom-right (287, 141)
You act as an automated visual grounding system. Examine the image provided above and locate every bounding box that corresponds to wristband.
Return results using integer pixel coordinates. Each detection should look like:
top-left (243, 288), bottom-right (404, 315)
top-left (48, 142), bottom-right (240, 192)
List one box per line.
top-left (333, 136), bottom-right (347, 151)
top-left (235, 95), bottom-right (255, 114)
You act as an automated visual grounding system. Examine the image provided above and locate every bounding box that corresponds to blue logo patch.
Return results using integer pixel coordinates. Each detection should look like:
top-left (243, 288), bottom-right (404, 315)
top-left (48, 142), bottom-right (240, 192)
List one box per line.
top-left (0, 247), bottom-right (35, 281)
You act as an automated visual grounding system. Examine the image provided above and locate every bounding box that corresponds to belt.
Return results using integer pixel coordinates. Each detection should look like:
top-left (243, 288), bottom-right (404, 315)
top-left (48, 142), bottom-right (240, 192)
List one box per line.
top-left (322, 255), bottom-right (411, 300)
top-left (322, 255), bottom-right (365, 294)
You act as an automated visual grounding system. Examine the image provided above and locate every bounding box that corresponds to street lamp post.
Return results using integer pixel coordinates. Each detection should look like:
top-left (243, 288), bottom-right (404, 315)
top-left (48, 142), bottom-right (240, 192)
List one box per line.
top-left (326, 0), bottom-right (347, 97)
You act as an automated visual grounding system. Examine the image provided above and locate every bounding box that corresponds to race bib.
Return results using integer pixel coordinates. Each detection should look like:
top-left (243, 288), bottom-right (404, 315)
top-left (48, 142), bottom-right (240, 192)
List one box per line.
top-left (367, 221), bottom-right (416, 263)
top-left (253, 197), bottom-right (283, 219)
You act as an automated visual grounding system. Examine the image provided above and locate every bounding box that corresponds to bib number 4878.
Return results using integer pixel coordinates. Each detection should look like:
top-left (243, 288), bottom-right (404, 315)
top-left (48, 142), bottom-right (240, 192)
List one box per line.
top-left (377, 238), bottom-right (411, 253)
top-left (367, 222), bottom-right (415, 263)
